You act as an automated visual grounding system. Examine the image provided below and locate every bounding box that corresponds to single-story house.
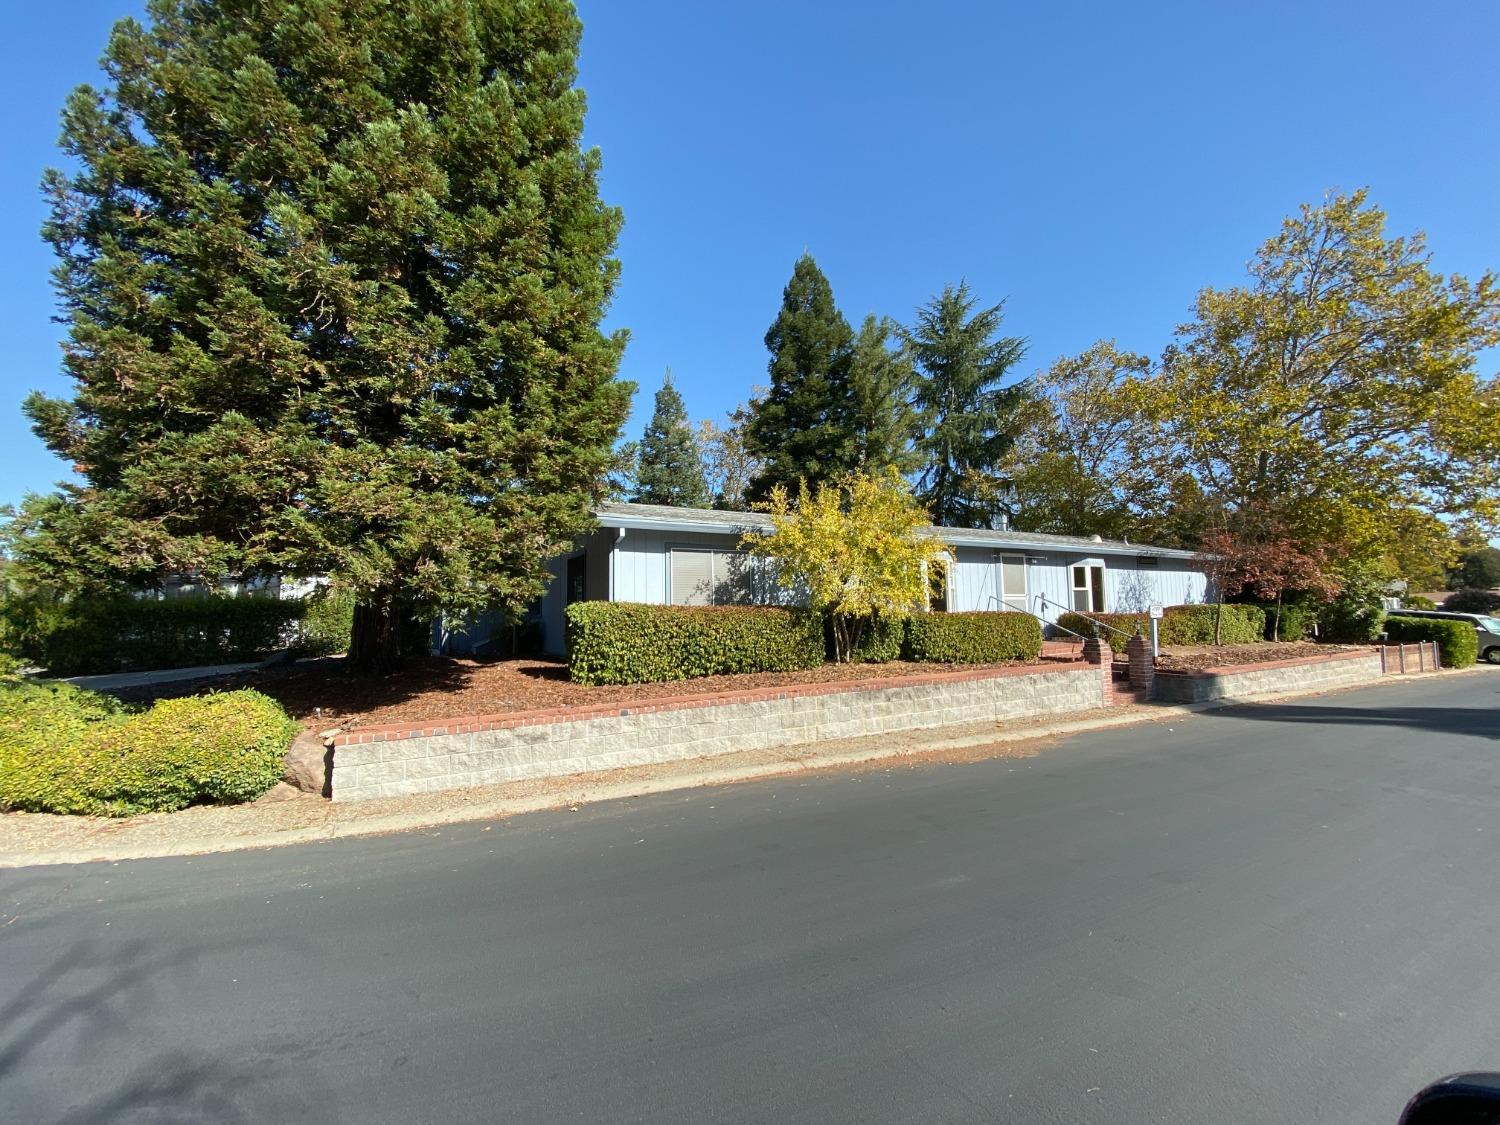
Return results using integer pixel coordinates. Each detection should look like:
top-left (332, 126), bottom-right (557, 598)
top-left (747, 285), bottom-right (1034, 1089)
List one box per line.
top-left (474, 502), bottom-right (1208, 657)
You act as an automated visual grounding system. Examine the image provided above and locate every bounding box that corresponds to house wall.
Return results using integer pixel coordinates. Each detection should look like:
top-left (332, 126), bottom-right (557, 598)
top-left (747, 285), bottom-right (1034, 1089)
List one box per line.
top-left (534, 525), bottom-right (1210, 655)
top-left (945, 548), bottom-right (1207, 624)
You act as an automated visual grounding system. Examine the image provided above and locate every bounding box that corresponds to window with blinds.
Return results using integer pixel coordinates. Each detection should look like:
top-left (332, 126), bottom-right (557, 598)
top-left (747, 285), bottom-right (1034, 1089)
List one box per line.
top-left (669, 549), bottom-right (756, 606)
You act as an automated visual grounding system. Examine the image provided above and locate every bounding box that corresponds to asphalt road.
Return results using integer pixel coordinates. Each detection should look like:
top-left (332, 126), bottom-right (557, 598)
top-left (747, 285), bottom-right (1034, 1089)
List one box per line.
top-left (3, 673), bottom-right (1499, 1124)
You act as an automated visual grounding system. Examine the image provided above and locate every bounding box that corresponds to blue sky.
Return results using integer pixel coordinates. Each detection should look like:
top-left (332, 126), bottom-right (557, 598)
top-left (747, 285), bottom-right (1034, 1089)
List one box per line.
top-left (3, 0), bottom-right (1498, 511)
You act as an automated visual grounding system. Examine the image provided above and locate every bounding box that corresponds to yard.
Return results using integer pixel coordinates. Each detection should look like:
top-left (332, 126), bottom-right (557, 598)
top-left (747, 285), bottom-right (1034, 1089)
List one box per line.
top-left (109, 653), bottom-right (1062, 732)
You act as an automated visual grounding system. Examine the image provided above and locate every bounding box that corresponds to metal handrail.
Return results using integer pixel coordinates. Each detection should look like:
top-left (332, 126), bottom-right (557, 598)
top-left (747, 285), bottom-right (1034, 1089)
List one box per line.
top-left (982, 593), bottom-right (1091, 644)
top-left (1032, 592), bottom-right (1140, 641)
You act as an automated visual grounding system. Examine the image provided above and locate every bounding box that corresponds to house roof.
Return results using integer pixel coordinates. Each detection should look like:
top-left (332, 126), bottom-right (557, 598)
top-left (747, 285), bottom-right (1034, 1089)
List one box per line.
top-left (593, 502), bottom-right (1200, 561)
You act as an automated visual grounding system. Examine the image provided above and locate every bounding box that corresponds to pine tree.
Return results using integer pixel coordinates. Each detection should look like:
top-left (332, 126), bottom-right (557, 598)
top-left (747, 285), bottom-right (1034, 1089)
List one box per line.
top-left (745, 255), bottom-right (857, 499)
top-left (19, 0), bottom-right (631, 672)
top-left (907, 283), bottom-right (1032, 528)
top-left (634, 370), bottom-right (709, 507)
top-left (846, 315), bottom-right (919, 474)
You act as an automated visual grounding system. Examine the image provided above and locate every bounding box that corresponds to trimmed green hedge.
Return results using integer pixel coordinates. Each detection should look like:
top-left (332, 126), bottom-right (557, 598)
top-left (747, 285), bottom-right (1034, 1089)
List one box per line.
top-left (903, 611), bottom-right (1043, 664)
top-left (850, 614), bottom-right (907, 663)
top-left (1383, 615), bottom-right (1478, 669)
top-left (0, 681), bottom-right (297, 816)
top-left (1057, 604), bottom-right (1267, 652)
top-left (1, 592), bottom-right (353, 674)
top-left (566, 602), bottom-right (825, 685)
top-left (1056, 611), bottom-right (1144, 651)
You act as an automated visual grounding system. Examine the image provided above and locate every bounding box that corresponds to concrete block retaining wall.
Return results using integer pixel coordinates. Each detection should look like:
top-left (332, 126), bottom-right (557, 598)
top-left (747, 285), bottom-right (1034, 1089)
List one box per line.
top-left (1151, 651), bottom-right (1384, 704)
top-left (330, 662), bottom-right (1108, 801)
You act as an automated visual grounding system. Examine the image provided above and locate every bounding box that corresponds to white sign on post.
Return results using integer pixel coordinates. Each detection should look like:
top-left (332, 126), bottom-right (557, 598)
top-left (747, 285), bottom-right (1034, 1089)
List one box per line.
top-left (1148, 604), bottom-right (1164, 620)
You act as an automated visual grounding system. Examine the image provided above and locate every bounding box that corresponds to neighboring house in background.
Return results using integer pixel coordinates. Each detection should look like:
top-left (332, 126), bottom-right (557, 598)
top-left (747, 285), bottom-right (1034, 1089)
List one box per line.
top-left (462, 502), bottom-right (1209, 657)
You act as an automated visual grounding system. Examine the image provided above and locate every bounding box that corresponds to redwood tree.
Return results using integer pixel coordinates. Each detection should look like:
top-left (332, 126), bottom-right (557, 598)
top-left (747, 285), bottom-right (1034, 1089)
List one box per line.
top-left (19, 0), bottom-right (630, 672)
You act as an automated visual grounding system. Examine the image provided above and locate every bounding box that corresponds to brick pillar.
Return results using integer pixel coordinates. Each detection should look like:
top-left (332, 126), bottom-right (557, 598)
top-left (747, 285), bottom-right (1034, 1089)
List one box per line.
top-left (1081, 637), bottom-right (1105, 665)
top-left (1126, 633), bottom-right (1155, 694)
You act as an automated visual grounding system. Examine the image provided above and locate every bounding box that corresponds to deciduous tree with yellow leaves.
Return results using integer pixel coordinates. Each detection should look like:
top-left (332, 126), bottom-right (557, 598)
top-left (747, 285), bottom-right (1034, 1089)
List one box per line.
top-left (741, 470), bottom-right (949, 662)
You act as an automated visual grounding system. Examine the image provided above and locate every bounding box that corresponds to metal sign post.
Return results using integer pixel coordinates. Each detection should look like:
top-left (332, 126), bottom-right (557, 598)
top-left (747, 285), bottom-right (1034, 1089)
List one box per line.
top-left (1148, 603), bottom-right (1164, 660)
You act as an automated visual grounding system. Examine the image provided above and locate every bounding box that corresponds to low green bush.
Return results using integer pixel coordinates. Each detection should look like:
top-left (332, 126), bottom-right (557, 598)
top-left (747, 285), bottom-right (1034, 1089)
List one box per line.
top-left (849, 614), bottom-right (906, 663)
top-left (1383, 615), bottom-right (1478, 669)
top-left (1159, 604), bottom-right (1266, 647)
top-left (0, 682), bottom-right (296, 816)
top-left (566, 602), bottom-right (824, 685)
top-left (1320, 568), bottom-right (1388, 642)
top-left (1255, 597), bottom-right (1319, 642)
top-left (903, 611), bottom-right (1043, 664)
top-left (1056, 611), bottom-right (1143, 651)
top-left (1442, 589), bottom-right (1500, 615)
top-left (1057, 604), bottom-right (1266, 651)
top-left (294, 590), bottom-right (354, 658)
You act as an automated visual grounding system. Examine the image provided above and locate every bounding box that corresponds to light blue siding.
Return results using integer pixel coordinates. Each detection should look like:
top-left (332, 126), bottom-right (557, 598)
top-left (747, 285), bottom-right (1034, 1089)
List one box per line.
top-left (538, 523), bottom-right (1211, 655)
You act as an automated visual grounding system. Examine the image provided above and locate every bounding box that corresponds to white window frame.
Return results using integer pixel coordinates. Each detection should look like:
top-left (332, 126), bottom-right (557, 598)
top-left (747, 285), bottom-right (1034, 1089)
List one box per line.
top-left (1070, 558), bottom-right (1107, 613)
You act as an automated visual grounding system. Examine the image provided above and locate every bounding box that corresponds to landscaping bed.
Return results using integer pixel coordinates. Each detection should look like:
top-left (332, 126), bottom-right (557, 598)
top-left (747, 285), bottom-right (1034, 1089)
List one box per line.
top-left (109, 654), bottom-right (1061, 732)
top-left (1153, 642), bottom-right (1369, 672)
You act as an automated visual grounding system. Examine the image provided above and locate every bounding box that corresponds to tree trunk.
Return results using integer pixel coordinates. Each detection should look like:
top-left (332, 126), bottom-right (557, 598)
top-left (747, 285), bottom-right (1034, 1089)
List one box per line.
top-left (1273, 590), bottom-right (1283, 643)
top-left (1213, 599), bottom-right (1224, 646)
top-left (347, 599), bottom-right (404, 675)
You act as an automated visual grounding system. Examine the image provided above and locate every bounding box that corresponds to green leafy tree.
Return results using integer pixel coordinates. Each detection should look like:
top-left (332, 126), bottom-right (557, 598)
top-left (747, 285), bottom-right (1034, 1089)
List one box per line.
top-left (742, 469), bottom-right (949, 662)
top-left (696, 402), bottom-right (761, 511)
top-left (1009, 340), bottom-right (1153, 538)
top-left (846, 315), bottom-right (920, 473)
top-left (1140, 191), bottom-right (1500, 561)
top-left (1452, 546), bottom-right (1500, 590)
top-left (16, 0), bottom-right (631, 672)
top-left (745, 255), bottom-right (857, 499)
top-left (634, 370), bottom-right (709, 507)
top-left (907, 283), bottom-right (1033, 528)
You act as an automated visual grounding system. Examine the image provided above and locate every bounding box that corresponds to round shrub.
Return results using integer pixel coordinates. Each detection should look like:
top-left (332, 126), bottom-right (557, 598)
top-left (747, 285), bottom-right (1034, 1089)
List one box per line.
top-left (0, 683), bottom-right (297, 816)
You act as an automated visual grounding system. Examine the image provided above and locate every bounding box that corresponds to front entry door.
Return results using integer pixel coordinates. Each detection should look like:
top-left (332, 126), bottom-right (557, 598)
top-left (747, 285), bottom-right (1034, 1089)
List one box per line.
top-left (566, 554), bottom-right (586, 605)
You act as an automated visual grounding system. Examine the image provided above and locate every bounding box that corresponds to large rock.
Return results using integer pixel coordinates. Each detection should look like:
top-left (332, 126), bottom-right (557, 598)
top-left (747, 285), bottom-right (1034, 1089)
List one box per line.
top-left (283, 730), bottom-right (333, 798)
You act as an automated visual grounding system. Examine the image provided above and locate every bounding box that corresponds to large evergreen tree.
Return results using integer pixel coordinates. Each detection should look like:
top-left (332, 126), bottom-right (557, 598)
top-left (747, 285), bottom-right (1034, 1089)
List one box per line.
top-left (907, 283), bottom-right (1032, 528)
top-left (846, 315), bottom-right (920, 474)
top-left (745, 254), bottom-right (857, 499)
top-left (634, 370), bottom-right (709, 507)
top-left (18, 0), bottom-right (631, 672)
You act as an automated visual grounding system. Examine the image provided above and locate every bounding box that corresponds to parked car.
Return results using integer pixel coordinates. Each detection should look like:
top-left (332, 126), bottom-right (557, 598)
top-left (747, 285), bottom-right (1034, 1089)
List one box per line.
top-left (1394, 609), bottom-right (1500, 664)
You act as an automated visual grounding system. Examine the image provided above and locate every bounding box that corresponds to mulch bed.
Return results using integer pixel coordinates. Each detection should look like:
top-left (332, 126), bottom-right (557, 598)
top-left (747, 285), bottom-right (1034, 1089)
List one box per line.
top-left (1153, 643), bottom-right (1369, 672)
top-left (108, 655), bottom-right (1051, 731)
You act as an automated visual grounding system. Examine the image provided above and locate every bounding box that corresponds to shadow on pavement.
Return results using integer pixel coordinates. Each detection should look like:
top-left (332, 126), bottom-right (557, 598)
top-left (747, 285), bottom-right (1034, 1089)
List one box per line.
top-left (0, 936), bottom-right (337, 1123)
top-left (1209, 699), bottom-right (1500, 741)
